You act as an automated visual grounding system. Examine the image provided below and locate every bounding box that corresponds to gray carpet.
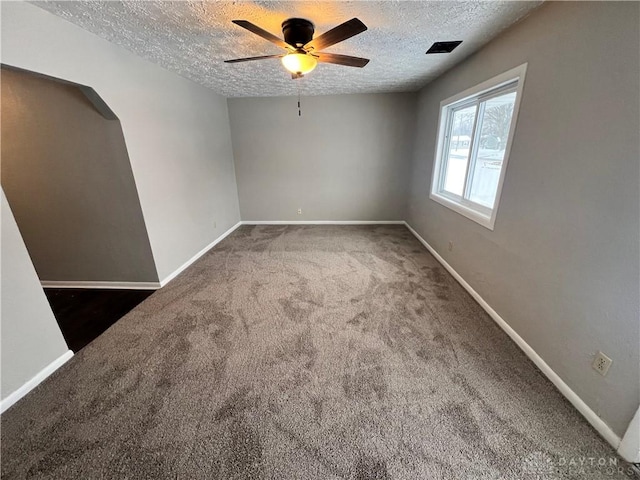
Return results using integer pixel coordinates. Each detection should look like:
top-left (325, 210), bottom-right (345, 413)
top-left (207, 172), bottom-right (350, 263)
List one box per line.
top-left (1, 225), bottom-right (636, 479)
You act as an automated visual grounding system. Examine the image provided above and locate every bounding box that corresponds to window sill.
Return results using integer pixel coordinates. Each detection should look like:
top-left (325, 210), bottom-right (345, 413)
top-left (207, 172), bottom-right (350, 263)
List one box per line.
top-left (429, 192), bottom-right (496, 230)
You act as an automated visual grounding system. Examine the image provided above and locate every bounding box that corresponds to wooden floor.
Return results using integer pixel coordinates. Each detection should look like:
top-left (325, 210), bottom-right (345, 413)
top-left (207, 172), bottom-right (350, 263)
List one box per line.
top-left (43, 289), bottom-right (154, 352)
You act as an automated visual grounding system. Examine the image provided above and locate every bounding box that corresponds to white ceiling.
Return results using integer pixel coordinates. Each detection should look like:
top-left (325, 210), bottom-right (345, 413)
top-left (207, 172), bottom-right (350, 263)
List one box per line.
top-left (32, 1), bottom-right (543, 97)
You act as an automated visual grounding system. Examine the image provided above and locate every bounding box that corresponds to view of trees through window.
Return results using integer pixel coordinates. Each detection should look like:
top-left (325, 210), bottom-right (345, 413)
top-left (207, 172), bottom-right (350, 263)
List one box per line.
top-left (442, 90), bottom-right (516, 208)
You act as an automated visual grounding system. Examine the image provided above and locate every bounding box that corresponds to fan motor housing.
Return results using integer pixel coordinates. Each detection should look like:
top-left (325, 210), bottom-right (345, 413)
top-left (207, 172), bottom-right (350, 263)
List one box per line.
top-left (281, 18), bottom-right (314, 47)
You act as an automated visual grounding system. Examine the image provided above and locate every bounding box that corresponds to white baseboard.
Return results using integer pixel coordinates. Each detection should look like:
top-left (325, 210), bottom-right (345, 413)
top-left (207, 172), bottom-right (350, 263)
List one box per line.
top-left (39, 222), bottom-right (243, 291)
top-left (159, 221), bottom-right (242, 287)
top-left (241, 220), bottom-right (405, 225)
top-left (619, 406), bottom-right (640, 463)
top-left (1, 350), bottom-right (73, 414)
top-left (403, 221), bottom-right (624, 454)
top-left (40, 280), bottom-right (161, 290)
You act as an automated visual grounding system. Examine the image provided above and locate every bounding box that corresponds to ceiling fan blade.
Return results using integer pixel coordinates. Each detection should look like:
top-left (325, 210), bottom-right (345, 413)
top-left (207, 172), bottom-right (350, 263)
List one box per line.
top-left (224, 54), bottom-right (284, 64)
top-left (315, 53), bottom-right (369, 68)
top-left (304, 18), bottom-right (367, 52)
top-left (232, 20), bottom-right (291, 50)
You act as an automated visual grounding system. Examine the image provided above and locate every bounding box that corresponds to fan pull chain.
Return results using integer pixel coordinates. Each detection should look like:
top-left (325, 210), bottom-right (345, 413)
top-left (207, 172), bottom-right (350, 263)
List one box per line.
top-left (297, 81), bottom-right (302, 116)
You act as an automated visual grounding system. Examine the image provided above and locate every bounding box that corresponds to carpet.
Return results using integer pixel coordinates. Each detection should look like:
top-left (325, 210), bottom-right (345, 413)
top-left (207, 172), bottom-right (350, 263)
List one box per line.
top-left (1, 225), bottom-right (635, 479)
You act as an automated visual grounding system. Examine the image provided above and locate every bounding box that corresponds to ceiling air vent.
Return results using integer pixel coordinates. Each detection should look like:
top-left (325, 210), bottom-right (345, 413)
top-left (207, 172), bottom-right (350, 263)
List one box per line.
top-left (426, 41), bottom-right (462, 54)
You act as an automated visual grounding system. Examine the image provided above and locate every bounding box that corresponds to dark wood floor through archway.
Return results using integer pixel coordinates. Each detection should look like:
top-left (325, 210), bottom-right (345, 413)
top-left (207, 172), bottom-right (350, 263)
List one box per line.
top-left (44, 288), bottom-right (154, 352)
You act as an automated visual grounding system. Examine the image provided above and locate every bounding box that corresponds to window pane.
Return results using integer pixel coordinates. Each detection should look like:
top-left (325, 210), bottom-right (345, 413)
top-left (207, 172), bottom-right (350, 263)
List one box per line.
top-left (467, 91), bottom-right (516, 207)
top-left (442, 104), bottom-right (476, 196)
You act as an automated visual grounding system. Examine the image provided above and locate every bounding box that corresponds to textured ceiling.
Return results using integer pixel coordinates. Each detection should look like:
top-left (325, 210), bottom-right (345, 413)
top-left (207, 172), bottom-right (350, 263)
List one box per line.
top-left (32, 1), bottom-right (543, 97)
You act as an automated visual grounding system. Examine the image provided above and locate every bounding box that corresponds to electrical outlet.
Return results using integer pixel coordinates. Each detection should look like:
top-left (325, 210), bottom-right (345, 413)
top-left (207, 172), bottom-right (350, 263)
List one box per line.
top-left (592, 351), bottom-right (612, 376)
top-left (448, 241), bottom-right (454, 252)
top-left (297, 208), bottom-right (302, 215)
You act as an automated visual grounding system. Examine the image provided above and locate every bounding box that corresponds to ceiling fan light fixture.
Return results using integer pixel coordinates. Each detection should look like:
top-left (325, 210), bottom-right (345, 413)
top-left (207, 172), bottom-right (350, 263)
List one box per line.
top-left (281, 52), bottom-right (317, 75)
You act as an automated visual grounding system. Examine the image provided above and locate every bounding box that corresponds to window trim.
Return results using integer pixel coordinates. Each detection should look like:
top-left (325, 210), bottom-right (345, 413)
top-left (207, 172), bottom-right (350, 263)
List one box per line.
top-left (430, 63), bottom-right (527, 230)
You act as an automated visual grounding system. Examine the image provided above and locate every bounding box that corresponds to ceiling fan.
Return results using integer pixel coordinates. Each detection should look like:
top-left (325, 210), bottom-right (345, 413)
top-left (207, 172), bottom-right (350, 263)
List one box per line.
top-left (225, 17), bottom-right (369, 78)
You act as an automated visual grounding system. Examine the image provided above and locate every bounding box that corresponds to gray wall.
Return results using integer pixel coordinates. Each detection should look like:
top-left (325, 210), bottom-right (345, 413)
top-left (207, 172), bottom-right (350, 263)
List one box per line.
top-left (2, 2), bottom-right (241, 281)
top-left (1, 67), bottom-right (158, 282)
top-left (1, 190), bottom-right (69, 399)
top-left (406, 1), bottom-right (639, 437)
top-left (228, 93), bottom-right (416, 221)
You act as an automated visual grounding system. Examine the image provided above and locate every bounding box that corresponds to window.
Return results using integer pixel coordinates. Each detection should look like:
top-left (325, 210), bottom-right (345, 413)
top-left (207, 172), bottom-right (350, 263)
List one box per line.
top-left (430, 64), bottom-right (527, 230)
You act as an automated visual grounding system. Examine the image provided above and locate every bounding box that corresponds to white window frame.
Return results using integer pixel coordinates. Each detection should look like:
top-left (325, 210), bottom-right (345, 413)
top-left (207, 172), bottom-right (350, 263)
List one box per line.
top-left (430, 63), bottom-right (527, 230)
